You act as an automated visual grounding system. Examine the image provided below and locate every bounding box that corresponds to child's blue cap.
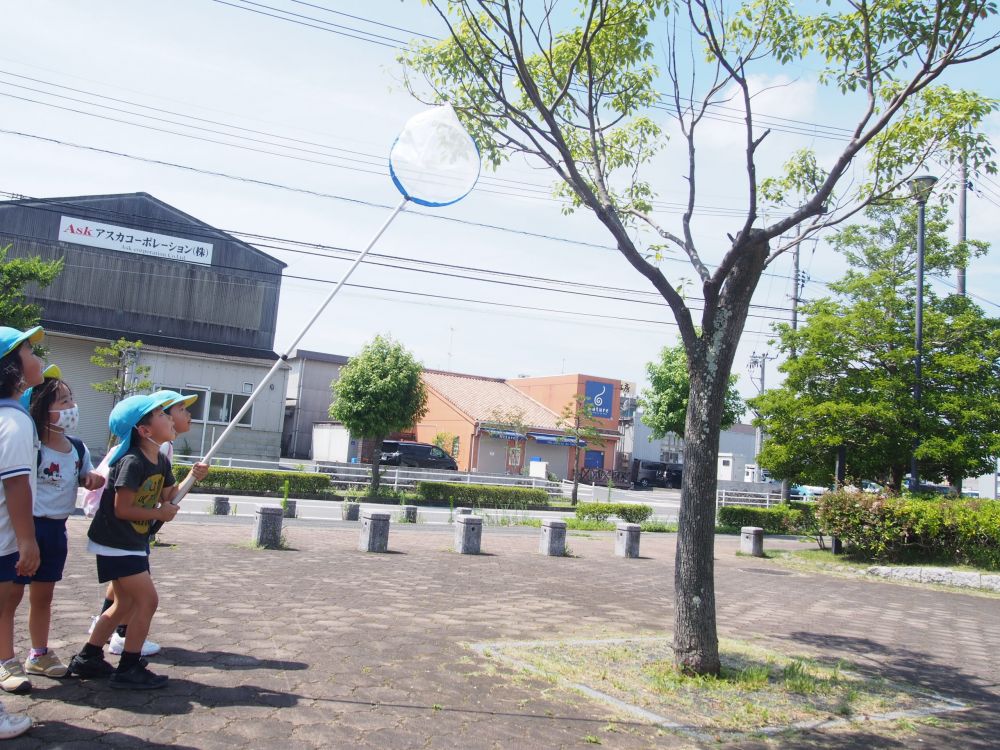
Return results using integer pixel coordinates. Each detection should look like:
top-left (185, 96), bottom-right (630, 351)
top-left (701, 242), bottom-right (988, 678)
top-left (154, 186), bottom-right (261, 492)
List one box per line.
top-left (0, 326), bottom-right (44, 358)
top-left (20, 363), bottom-right (62, 409)
top-left (150, 389), bottom-right (199, 411)
top-left (106, 392), bottom-right (175, 466)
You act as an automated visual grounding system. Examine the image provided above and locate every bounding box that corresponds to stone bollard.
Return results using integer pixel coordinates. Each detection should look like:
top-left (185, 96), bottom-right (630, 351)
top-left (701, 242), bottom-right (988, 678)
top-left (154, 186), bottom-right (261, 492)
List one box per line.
top-left (454, 515), bottom-right (483, 554)
top-left (401, 505), bottom-right (418, 523)
top-left (212, 496), bottom-right (230, 516)
top-left (282, 500), bottom-right (297, 519)
top-left (341, 502), bottom-right (360, 521)
top-left (358, 511), bottom-right (391, 553)
top-left (740, 526), bottom-right (765, 557)
top-left (539, 518), bottom-right (567, 556)
top-left (455, 506), bottom-right (473, 516)
top-left (253, 506), bottom-right (284, 549)
top-left (615, 523), bottom-right (641, 558)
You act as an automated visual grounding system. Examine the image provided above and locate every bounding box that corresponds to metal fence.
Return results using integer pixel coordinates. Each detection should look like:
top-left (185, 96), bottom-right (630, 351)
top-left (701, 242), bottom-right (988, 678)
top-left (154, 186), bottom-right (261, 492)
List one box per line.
top-left (715, 488), bottom-right (784, 521)
top-left (173, 455), bottom-right (564, 496)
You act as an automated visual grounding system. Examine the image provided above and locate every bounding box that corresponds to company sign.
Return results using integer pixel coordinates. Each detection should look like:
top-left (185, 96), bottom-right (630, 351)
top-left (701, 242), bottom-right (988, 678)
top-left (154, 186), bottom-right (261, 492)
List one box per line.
top-left (59, 216), bottom-right (214, 265)
top-left (584, 380), bottom-right (612, 419)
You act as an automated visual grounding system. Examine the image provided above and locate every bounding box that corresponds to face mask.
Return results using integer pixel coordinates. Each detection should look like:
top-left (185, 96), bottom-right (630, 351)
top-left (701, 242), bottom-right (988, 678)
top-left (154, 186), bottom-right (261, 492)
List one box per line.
top-left (50, 405), bottom-right (79, 432)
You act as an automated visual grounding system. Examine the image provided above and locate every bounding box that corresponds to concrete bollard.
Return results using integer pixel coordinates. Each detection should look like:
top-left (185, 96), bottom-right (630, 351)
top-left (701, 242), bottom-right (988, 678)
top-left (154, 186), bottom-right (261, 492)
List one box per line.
top-left (253, 506), bottom-right (284, 549)
top-left (212, 496), bottom-right (230, 516)
top-left (539, 518), bottom-right (567, 556)
top-left (341, 502), bottom-right (360, 521)
top-left (454, 515), bottom-right (482, 554)
top-left (359, 511), bottom-right (391, 553)
top-left (615, 523), bottom-right (641, 558)
top-left (401, 505), bottom-right (418, 523)
top-left (455, 507), bottom-right (473, 516)
top-left (740, 526), bottom-right (765, 557)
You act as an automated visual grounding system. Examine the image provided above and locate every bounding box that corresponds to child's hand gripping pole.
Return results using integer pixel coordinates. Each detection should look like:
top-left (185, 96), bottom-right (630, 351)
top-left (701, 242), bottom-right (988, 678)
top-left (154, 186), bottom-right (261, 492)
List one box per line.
top-left (170, 197), bottom-right (409, 505)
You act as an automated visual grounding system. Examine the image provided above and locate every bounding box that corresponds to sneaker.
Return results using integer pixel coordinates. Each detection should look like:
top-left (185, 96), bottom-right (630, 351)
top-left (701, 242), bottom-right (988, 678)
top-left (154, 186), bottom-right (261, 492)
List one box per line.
top-left (108, 632), bottom-right (161, 657)
top-left (109, 663), bottom-right (168, 690)
top-left (24, 651), bottom-right (68, 678)
top-left (67, 652), bottom-right (115, 679)
top-left (0, 708), bottom-right (31, 740)
top-left (0, 662), bottom-right (30, 694)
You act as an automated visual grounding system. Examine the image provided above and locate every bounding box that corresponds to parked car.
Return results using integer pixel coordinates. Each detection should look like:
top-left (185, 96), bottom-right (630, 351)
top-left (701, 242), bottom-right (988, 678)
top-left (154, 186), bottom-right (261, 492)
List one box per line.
top-left (631, 459), bottom-right (682, 489)
top-left (379, 441), bottom-right (457, 470)
top-left (790, 484), bottom-right (828, 499)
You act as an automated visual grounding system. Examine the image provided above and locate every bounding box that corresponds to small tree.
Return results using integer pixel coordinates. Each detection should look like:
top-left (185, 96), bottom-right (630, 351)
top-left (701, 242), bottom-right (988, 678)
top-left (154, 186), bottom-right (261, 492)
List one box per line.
top-left (91, 338), bottom-right (153, 404)
top-left (329, 336), bottom-right (428, 495)
top-left (484, 406), bottom-right (529, 474)
top-left (0, 242), bottom-right (63, 332)
top-left (432, 431), bottom-right (460, 459)
top-left (557, 395), bottom-right (605, 504)
top-left (641, 341), bottom-right (744, 439)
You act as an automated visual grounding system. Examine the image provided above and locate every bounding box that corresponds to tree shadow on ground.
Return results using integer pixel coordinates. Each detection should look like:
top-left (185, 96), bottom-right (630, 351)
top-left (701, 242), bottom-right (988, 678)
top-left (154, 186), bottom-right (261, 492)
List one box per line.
top-left (720, 630), bottom-right (1000, 750)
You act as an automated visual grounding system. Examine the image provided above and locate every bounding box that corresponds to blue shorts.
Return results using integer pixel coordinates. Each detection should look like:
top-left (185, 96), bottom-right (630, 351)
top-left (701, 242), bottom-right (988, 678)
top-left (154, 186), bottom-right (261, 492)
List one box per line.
top-left (0, 552), bottom-right (18, 582)
top-left (96, 554), bottom-right (149, 584)
top-left (13, 517), bottom-right (69, 585)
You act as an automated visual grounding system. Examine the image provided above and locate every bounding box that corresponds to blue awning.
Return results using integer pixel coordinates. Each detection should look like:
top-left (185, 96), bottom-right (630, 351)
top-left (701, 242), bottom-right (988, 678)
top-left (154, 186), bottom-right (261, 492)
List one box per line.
top-left (527, 432), bottom-right (585, 447)
top-left (482, 428), bottom-right (525, 440)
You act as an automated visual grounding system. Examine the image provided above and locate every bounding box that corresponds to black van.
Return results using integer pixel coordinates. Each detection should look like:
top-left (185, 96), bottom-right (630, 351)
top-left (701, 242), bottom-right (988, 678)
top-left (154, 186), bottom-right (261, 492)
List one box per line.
top-left (631, 459), bottom-right (682, 489)
top-left (380, 441), bottom-right (458, 470)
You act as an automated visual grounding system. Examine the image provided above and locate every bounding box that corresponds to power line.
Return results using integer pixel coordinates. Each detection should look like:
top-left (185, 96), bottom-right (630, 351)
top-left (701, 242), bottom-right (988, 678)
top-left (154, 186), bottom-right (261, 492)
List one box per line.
top-left (0, 130), bottom-right (804, 286)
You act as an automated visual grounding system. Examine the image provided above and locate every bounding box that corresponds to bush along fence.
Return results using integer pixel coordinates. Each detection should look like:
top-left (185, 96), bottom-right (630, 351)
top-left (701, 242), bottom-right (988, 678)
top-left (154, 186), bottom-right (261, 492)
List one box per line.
top-left (716, 501), bottom-right (820, 538)
top-left (817, 491), bottom-right (1000, 570)
top-left (414, 481), bottom-right (550, 509)
top-left (174, 466), bottom-right (331, 495)
top-left (575, 502), bottom-right (653, 524)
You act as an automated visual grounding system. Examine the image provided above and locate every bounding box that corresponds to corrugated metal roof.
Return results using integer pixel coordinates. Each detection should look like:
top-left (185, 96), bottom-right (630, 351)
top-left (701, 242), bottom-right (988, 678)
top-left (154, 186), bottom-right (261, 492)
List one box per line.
top-left (422, 371), bottom-right (562, 430)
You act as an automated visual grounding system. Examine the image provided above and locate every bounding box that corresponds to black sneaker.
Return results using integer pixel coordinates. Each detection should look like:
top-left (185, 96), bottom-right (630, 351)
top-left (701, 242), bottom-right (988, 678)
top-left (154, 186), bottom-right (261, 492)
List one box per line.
top-left (68, 653), bottom-right (114, 679)
top-left (109, 663), bottom-right (168, 690)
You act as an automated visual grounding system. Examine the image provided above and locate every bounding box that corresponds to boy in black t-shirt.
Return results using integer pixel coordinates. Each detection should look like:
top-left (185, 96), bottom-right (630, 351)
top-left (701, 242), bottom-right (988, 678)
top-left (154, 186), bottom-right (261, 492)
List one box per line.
top-left (68, 394), bottom-right (206, 689)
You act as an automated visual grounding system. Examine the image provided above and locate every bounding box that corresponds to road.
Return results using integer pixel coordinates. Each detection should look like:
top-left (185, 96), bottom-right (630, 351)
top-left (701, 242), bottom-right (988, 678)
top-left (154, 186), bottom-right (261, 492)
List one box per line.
top-left (168, 487), bottom-right (683, 524)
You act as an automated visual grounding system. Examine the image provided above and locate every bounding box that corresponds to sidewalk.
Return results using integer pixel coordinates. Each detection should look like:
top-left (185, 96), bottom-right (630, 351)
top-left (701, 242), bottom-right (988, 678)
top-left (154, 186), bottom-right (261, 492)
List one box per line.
top-left (4, 517), bottom-right (998, 748)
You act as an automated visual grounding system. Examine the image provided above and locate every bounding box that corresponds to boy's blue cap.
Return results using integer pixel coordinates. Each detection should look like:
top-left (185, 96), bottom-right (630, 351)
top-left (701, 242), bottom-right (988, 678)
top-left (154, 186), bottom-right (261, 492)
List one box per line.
top-left (0, 326), bottom-right (44, 358)
top-left (150, 389), bottom-right (198, 410)
top-left (106, 392), bottom-right (175, 466)
top-left (20, 363), bottom-right (63, 409)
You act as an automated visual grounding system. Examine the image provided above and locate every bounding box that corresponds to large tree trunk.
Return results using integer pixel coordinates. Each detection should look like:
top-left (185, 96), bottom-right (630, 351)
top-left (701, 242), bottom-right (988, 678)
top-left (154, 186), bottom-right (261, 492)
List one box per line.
top-left (369, 435), bottom-right (385, 495)
top-left (673, 233), bottom-right (769, 675)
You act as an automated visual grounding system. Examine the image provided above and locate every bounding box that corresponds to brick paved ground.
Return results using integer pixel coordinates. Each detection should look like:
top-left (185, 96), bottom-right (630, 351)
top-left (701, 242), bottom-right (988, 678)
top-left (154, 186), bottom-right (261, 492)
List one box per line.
top-left (2, 516), bottom-right (998, 748)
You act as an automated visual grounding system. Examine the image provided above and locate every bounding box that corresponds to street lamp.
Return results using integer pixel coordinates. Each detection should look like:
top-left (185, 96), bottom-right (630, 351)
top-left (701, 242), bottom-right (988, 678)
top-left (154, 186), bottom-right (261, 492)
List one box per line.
top-left (908, 173), bottom-right (938, 492)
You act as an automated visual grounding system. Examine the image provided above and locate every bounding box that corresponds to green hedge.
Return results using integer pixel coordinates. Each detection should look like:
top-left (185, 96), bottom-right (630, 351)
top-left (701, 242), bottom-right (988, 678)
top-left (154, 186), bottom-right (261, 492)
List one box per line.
top-left (817, 491), bottom-right (1000, 570)
top-left (717, 505), bottom-right (804, 534)
top-left (575, 502), bottom-right (653, 524)
top-left (415, 481), bottom-right (549, 509)
top-left (174, 466), bottom-right (330, 494)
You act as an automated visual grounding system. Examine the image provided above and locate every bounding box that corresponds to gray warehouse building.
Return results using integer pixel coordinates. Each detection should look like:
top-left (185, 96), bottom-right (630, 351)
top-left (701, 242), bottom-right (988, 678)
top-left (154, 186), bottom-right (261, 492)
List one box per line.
top-left (0, 192), bottom-right (288, 461)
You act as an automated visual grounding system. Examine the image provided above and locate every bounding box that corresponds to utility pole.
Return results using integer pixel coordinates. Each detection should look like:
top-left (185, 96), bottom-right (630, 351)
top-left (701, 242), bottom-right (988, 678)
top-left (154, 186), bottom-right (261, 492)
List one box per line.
top-left (748, 351), bottom-right (778, 483)
top-left (957, 152), bottom-right (968, 296)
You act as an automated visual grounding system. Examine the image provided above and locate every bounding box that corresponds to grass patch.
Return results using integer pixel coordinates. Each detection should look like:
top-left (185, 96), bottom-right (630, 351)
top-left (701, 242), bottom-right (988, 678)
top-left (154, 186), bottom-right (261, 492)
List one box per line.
top-left (481, 636), bottom-right (948, 735)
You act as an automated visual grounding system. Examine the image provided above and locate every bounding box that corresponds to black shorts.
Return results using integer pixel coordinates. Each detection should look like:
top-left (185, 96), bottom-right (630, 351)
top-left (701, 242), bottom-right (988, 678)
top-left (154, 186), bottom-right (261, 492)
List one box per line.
top-left (96, 554), bottom-right (150, 583)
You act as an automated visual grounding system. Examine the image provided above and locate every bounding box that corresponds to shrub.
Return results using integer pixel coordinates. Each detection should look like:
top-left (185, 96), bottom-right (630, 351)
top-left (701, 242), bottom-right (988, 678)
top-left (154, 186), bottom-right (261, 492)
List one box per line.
top-left (575, 502), bottom-right (653, 524)
top-left (174, 466), bottom-right (330, 494)
top-left (415, 481), bottom-right (549, 509)
top-left (817, 491), bottom-right (1000, 570)
top-left (717, 505), bottom-right (802, 534)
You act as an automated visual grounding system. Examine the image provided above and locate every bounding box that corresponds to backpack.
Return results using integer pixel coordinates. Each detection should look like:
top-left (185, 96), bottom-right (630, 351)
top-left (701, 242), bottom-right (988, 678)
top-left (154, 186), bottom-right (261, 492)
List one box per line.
top-left (37, 435), bottom-right (86, 474)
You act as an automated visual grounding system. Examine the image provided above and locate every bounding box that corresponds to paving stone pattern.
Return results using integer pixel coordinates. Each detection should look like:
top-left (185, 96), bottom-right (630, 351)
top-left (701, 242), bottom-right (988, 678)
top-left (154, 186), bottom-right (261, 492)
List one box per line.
top-left (3, 518), bottom-right (999, 749)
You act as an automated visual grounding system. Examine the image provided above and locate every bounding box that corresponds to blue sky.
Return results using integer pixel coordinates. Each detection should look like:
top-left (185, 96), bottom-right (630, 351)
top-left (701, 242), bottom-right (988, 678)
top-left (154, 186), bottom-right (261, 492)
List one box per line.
top-left (2, 1), bottom-right (998, 407)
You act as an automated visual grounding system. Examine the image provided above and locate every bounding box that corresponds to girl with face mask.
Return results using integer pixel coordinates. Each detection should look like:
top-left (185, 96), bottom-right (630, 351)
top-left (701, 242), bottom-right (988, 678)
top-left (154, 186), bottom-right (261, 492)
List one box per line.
top-left (15, 371), bottom-right (104, 683)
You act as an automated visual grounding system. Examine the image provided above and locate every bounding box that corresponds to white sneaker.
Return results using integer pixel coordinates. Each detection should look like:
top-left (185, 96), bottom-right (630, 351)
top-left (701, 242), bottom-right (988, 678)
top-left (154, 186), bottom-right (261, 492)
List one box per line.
top-left (0, 707), bottom-right (31, 739)
top-left (108, 632), bottom-right (161, 657)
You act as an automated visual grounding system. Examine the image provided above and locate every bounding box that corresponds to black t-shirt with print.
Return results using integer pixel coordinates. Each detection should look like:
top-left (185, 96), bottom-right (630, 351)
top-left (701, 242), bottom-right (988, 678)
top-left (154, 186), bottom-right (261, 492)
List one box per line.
top-left (87, 445), bottom-right (175, 552)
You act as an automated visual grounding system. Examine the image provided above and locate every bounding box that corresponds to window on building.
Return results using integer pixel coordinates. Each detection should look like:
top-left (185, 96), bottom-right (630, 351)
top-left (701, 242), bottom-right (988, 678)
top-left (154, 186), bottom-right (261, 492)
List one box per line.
top-left (208, 392), bottom-right (252, 426)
